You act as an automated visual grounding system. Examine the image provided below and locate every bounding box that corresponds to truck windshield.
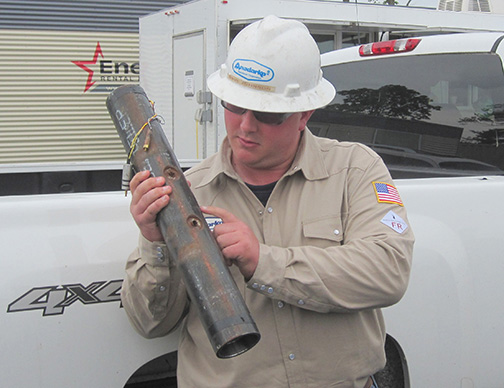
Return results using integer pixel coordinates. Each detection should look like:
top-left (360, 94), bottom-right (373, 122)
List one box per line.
top-left (310, 52), bottom-right (504, 178)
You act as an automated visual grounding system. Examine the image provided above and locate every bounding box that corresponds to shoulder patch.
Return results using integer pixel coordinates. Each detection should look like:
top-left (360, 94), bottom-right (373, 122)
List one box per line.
top-left (372, 181), bottom-right (403, 206)
top-left (381, 211), bottom-right (408, 234)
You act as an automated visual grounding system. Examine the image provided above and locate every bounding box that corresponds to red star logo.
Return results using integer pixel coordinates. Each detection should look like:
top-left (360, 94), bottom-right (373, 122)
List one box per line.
top-left (72, 42), bottom-right (104, 93)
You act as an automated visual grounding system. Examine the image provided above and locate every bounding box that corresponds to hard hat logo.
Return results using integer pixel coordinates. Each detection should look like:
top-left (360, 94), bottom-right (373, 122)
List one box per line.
top-left (232, 59), bottom-right (274, 83)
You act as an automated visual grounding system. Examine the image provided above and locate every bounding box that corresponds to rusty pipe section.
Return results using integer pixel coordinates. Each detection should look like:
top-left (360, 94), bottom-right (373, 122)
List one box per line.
top-left (106, 85), bottom-right (260, 358)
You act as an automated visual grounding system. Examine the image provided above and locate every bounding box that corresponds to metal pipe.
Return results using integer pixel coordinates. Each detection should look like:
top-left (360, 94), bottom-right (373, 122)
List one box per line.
top-left (106, 84), bottom-right (260, 358)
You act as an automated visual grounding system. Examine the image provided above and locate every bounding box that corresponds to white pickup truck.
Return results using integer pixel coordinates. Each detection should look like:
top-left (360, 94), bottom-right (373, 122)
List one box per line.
top-left (2, 32), bottom-right (504, 387)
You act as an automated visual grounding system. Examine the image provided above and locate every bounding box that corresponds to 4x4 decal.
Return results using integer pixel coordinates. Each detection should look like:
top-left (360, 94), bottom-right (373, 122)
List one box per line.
top-left (7, 280), bottom-right (123, 316)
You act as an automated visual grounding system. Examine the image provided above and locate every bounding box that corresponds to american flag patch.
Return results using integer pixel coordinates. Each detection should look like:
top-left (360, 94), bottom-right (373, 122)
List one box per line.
top-left (373, 182), bottom-right (403, 206)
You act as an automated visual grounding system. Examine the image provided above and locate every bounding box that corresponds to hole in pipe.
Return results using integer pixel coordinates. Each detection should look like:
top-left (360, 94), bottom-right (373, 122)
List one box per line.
top-left (163, 166), bottom-right (179, 180)
top-left (187, 216), bottom-right (203, 229)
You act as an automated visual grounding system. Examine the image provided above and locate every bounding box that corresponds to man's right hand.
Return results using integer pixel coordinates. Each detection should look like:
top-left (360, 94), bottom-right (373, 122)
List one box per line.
top-left (129, 170), bottom-right (171, 242)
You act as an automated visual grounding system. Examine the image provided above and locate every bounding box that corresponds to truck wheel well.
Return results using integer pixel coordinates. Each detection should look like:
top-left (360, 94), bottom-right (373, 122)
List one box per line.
top-left (123, 335), bottom-right (408, 387)
top-left (124, 351), bottom-right (178, 388)
top-left (373, 334), bottom-right (410, 388)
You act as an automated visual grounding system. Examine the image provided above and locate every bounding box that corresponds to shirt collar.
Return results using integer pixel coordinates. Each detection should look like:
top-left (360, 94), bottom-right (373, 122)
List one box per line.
top-left (194, 128), bottom-right (329, 189)
top-left (193, 138), bottom-right (237, 189)
top-left (288, 129), bottom-right (329, 181)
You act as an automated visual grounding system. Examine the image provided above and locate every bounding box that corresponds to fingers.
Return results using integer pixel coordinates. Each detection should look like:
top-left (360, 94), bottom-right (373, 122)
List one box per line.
top-left (201, 205), bottom-right (259, 279)
top-left (131, 171), bottom-right (165, 201)
top-left (201, 205), bottom-right (238, 223)
top-left (129, 171), bottom-right (171, 242)
top-left (129, 170), bottom-right (151, 194)
top-left (131, 173), bottom-right (169, 207)
top-left (201, 206), bottom-right (244, 249)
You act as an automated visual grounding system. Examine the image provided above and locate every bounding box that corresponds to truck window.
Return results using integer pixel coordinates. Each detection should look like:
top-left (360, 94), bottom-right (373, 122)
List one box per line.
top-left (310, 52), bottom-right (504, 178)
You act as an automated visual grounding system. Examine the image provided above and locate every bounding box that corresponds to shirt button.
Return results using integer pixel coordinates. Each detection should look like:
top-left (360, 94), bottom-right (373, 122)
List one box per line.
top-left (277, 301), bottom-right (284, 309)
top-left (297, 299), bottom-right (305, 306)
top-left (252, 283), bottom-right (259, 289)
top-left (260, 285), bottom-right (266, 291)
top-left (288, 353), bottom-right (295, 360)
top-left (259, 210), bottom-right (263, 216)
top-left (267, 287), bottom-right (274, 294)
top-left (159, 285), bottom-right (166, 292)
top-left (156, 247), bottom-right (164, 262)
top-left (333, 229), bottom-right (340, 235)
top-left (267, 207), bottom-right (273, 213)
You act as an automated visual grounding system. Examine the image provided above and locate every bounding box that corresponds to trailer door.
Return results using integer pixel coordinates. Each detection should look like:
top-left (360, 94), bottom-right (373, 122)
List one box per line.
top-left (173, 30), bottom-right (207, 162)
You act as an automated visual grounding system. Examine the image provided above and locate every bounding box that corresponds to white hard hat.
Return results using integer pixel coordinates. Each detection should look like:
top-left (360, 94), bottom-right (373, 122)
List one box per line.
top-left (207, 15), bottom-right (336, 113)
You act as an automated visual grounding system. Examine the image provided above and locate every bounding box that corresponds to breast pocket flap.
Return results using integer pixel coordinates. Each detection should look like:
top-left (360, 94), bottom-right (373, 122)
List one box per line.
top-left (302, 215), bottom-right (343, 243)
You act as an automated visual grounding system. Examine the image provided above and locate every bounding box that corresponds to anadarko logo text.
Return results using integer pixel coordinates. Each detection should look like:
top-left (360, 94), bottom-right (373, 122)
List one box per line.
top-left (232, 59), bottom-right (274, 82)
top-left (72, 42), bottom-right (139, 93)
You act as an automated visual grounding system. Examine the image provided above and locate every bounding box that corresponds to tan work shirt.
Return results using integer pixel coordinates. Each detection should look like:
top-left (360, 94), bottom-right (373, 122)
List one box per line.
top-left (121, 129), bottom-right (414, 388)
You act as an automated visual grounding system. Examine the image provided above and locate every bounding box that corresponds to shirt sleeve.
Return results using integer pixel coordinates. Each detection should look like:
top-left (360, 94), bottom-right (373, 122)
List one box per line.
top-left (121, 234), bottom-right (189, 338)
top-left (247, 157), bottom-right (415, 313)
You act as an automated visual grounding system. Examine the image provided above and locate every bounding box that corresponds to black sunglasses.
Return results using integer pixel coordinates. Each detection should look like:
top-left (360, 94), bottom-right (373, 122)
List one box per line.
top-left (221, 100), bottom-right (293, 126)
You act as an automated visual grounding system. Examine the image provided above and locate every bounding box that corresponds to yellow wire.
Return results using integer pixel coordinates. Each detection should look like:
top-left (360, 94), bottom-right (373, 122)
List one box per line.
top-left (195, 118), bottom-right (199, 159)
top-left (127, 102), bottom-right (157, 161)
top-left (123, 101), bottom-right (158, 197)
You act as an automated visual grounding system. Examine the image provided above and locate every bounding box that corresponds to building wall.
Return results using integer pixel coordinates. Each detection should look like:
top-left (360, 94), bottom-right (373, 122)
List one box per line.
top-left (0, 1), bottom-right (187, 169)
top-left (438, 0), bottom-right (504, 13)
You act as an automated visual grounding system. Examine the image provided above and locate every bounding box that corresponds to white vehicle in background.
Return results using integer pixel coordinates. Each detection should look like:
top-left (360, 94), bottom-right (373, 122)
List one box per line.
top-left (311, 32), bottom-right (504, 387)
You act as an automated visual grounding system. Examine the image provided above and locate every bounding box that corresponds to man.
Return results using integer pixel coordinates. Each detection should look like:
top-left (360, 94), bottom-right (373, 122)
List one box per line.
top-left (121, 15), bottom-right (414, 388)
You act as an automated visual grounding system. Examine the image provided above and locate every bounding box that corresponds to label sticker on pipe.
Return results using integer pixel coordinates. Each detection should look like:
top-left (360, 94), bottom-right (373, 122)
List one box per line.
top-left (206, 217), bottom-right (223, 231)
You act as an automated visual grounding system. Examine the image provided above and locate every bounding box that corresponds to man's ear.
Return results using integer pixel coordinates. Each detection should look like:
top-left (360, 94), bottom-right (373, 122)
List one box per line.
top-left (298, 110), bottom-right (315, 131)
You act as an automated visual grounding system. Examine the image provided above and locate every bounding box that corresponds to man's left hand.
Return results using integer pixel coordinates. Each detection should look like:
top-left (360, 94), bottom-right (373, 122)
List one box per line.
top-left (201, 205), bottom-right (259, 281)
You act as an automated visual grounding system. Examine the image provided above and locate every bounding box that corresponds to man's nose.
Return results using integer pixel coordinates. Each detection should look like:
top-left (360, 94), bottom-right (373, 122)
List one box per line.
top-left (239, 110), bottom-right (259, 132)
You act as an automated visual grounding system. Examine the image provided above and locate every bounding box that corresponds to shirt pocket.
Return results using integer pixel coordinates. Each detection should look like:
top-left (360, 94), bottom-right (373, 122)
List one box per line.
top-left (302, 215), bottom-right (344, 247)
